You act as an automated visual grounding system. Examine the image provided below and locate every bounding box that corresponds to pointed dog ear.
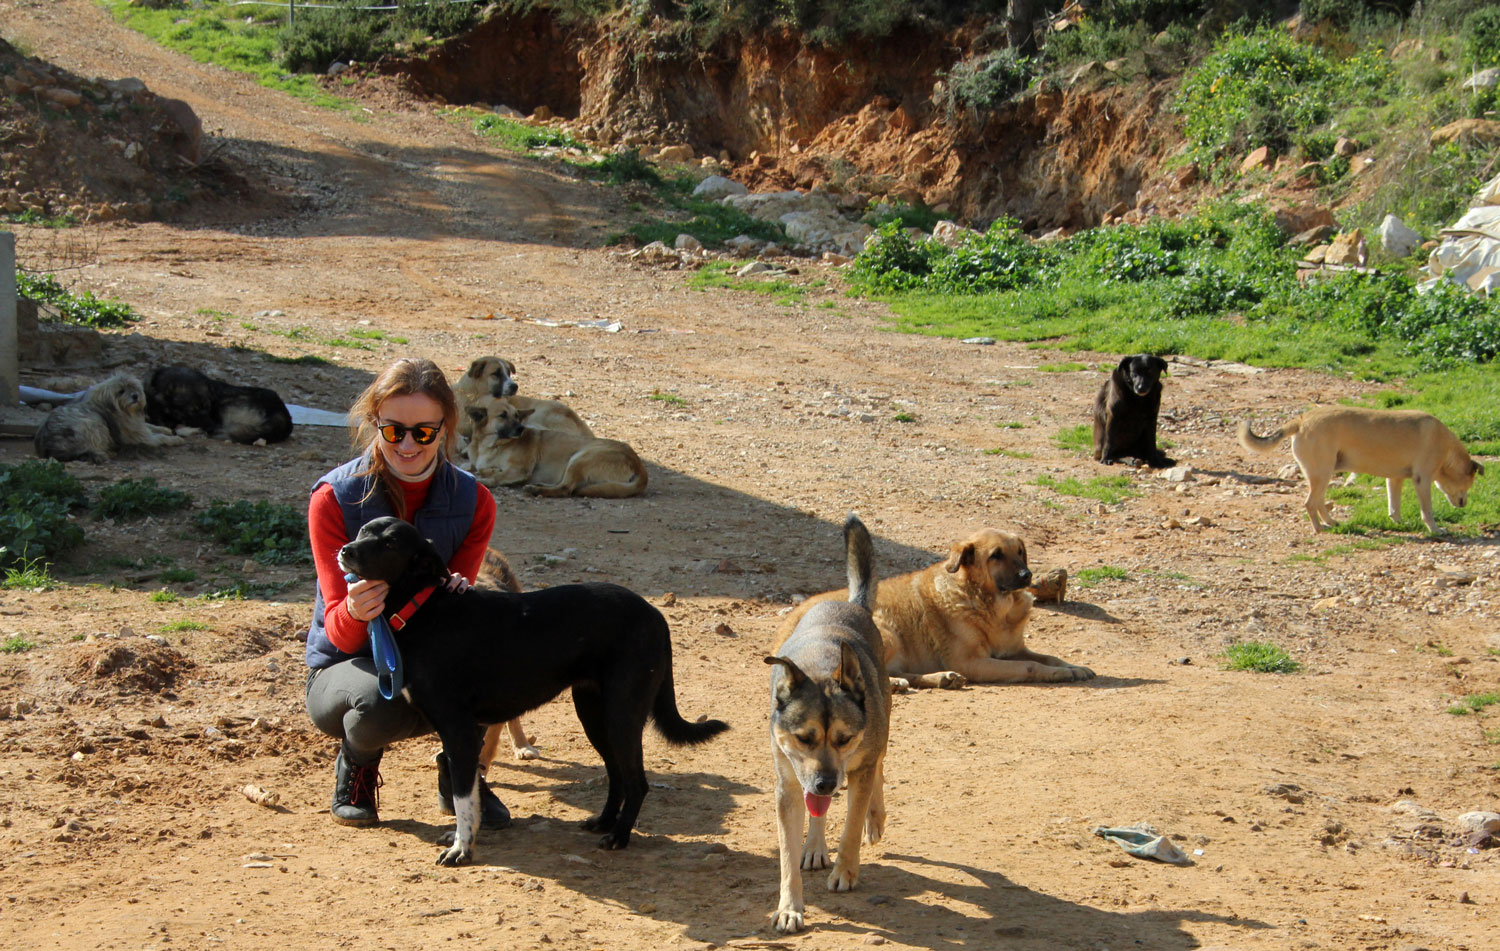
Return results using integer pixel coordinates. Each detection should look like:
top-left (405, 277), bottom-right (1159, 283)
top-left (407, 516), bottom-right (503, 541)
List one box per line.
top-left (766, 656), bottom-right (807, 707)
top-left (834, 641), bottom-right (867, 705)
top-left (945, 541), bottom-right (976, 574)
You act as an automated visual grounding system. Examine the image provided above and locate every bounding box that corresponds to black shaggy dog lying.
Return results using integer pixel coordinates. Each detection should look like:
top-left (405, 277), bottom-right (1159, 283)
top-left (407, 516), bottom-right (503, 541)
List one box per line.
top-left (145, 365), bottom-right (293, 444)
top-left (338, 516), bottom-right (729, 866)
top-left (1092, 354), bottom-right (1174, 468)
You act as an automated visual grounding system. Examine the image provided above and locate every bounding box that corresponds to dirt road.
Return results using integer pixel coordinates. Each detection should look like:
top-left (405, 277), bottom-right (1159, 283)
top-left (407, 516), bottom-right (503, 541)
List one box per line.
top-left (2, 4), bottom-right (1497, 949)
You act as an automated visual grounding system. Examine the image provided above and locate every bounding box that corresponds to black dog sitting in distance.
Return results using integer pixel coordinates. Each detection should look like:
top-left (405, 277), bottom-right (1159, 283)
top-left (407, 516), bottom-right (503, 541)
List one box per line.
top-left (338, 516), bottom-right (729, 866)
top-left (1092, 354), bottom-right (1174, 468)
top-left (146, 365), bottom-right (293, 444)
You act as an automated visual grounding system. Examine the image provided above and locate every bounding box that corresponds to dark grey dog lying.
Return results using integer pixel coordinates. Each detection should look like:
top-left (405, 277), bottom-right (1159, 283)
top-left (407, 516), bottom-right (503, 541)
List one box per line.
top-left (338, 516), bottom-right (728, 865)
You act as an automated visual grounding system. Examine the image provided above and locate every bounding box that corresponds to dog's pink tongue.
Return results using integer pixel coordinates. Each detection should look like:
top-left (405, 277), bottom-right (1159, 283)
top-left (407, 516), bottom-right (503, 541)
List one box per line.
top-left (805, 792), bottom-right (832, 817)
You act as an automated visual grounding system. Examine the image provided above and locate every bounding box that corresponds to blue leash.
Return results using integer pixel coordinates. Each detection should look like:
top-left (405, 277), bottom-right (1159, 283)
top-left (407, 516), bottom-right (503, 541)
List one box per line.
top-left (345, 572), bottom-right (404, 700)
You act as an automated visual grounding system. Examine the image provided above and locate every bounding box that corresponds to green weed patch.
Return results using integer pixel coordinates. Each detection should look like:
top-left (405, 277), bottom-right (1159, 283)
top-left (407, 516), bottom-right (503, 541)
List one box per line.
top-left (1034, 474), bottom-right (1138, 504)
top-left (193, 500), bottom-right (310, 565)
top-left (96, 478), bottom-right (192, 521)
top-left (1075, 565), bottom-right (1128, 587)
top-left (17, 273), bottom-right (138, 328)
top-left (1222, 641), bottom-right (1302, 674)
top-left (0, 460), bottom-right (87, 568)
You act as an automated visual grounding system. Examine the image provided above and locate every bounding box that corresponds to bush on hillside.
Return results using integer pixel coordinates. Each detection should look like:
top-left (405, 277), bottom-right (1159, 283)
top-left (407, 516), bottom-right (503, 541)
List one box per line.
top-left (1175, 25), bottom-right (1394, 170)
top-left (1462, 5), bottom-right (1500, 67)
top-left (938, 49), bottom-right (1038, 114)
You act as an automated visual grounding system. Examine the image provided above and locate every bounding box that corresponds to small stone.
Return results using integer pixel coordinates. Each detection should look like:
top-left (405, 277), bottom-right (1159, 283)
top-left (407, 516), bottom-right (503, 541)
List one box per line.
top-left (660, 592), bottom-right (676, 607)
top-left (863, 936), bottom-right (887, 945)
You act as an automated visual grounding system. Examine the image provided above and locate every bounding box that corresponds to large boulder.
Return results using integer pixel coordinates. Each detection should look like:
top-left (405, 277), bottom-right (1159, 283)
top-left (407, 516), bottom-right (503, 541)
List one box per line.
top-left (692, 175), bottom-right (747, 200)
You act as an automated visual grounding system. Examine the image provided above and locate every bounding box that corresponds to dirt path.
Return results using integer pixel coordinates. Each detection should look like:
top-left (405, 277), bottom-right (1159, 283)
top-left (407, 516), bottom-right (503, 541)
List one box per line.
top-left (2, 4), bottom-right (1498, 949)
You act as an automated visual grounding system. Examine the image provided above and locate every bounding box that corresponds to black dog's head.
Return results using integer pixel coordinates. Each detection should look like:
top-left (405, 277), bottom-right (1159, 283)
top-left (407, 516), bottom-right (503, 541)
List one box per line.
top-left (337, 517), bottom-right (448, 591)
top-left (1116, 354), bottom-right (1168, 397)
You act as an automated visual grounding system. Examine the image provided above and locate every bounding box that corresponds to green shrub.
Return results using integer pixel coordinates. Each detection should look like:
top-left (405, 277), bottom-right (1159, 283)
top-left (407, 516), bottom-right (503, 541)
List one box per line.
top-left (589, 149), bottom-right (663, 186)
top-left (96, 478), bottom-right (193, 521)
top-left (0, 460), bottom-right (87, 568)
top-left (1175, 26), bottom-right (1395, 171)
top-left (193, 500), bottom-right (310, 565)
top-left (849, 222), bottom-right (943, 291)
top-left (929, 218), bottom-right (1056, 293)
top-left (278, 0), bottom-right (392, 72)
top-left (17, 273), bottom-right (138, 328)
top-left (0, 635), bottom-right (38, 654)
top-left (939, 49), bottom-right (1038, 113)
top-left (1462, 6), bottom-right (1500, 67)
top-left (1075, 565), bottom-right (1129, 587)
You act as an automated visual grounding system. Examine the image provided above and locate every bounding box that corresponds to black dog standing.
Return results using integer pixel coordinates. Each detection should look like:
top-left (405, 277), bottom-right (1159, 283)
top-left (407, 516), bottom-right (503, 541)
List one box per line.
top-left (339, 516), bottom-right (729, 866)
top-left (1092, 354), bottom-right (1174, 468)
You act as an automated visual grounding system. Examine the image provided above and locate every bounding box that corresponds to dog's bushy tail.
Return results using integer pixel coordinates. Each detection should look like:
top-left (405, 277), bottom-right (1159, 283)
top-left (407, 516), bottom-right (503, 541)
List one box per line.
top-left (844, 512), bottom-right (876, 614)
top-left (1238, 417), bottom-right (1301, 453)
top-left (651, 615), bottom-right (730, 746)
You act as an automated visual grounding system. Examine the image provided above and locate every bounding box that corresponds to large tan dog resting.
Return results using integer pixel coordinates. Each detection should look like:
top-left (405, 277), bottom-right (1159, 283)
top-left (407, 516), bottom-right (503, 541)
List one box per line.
top-left (775, 528), bottom-right (1094, 690)
top-left (1239, 406), bottom-right (1484, 534)
top-left (470, 401), bottom-right (647, 498)
top-left (454, 357), bottom-right (593, 450)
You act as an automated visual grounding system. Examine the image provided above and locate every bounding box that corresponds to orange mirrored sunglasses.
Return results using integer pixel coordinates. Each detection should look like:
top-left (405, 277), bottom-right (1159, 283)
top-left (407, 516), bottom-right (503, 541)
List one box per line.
top-left (375, 421), bottom-right (443, 445)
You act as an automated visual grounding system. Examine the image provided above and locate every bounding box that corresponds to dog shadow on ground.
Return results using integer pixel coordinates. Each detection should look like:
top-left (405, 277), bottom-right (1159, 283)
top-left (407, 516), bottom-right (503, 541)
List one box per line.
top-left (1035, 599), bottom-right (1123, 624)
top-left (368, 815), bottom-right (1269, 949)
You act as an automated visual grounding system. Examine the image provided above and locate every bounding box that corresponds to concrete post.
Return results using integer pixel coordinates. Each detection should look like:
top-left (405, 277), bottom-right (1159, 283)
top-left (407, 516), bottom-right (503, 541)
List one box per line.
top-left (0, 232), bottom-right (16, 408)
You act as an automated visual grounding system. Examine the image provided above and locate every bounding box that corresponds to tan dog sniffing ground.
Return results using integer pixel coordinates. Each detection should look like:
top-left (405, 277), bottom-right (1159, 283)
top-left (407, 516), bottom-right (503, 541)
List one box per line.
top-left (777, 528), bottom-right (1094, 689)
top-left (468, 401), bottom-right (646, 498)
top-left (1239, 406), bottom-right (1484, 534)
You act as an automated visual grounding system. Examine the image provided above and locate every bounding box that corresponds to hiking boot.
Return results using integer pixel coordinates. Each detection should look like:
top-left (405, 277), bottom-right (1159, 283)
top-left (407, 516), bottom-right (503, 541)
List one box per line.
top-left (331, 744), bottom-right (381, 827)
top-left (436, 751), bottom-right (512, 830)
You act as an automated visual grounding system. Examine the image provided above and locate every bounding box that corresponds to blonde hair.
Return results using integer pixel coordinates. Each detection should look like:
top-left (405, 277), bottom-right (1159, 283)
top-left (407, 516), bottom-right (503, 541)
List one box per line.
top-left (348, 358), bottom-right (459, 519)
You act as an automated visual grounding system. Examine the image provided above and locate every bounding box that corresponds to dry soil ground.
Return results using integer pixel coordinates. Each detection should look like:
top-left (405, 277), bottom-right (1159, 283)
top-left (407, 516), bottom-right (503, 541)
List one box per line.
top-left (1, 4), bottom-right (1498, 950)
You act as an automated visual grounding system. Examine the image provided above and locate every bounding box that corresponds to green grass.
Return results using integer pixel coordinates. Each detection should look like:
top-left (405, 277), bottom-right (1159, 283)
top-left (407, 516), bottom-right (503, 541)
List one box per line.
top-left (0, 635), bottom-right (38, 654)
top-left (149, 590), bottom-right (179, 603)
top-left (1314, 471), bottom-right (1500, 538)
top-left (102, 1), bottom-right (364, 114)
top-left (1, 557), bottom-right (54, 590)
top-left (984, 447), bottom-right (1033, 459)
top-left (1284, 536), bottom-right (1399, 564)
top-left (266, 354), bottom-right (333, 367)
top-left (1447, 692), bottom-right (1500, 716)
top-left (1, 459), bottom-right (87, 568)
top-left (454, 109), bottom-right (585, 152)
top-left (347, 327), bottom-right (408, 344)
top-left (158, 619), bottom-right (208, 633)
top-left (687, 263), bottom-right (813, 306)
top-left (996, 421), bottom-right (1025, 429)
top-left (1034, 474), bottom-right (1139, 504)
top-left (1075, 565), bottom-right (1128, 587)
top-left (893, 411), bottom-right (916, 423)
top-left (4, 209), bottom-right (77, 228)
top-left (1222, 641), bottom-right (1302, 674)
top-left (1037, 362), bottom-right (1090, 373)
top-left (96, 478), bottom-right (193, 521)
top-left (1052, 424), bottom-right (1093, 452)
top-left (649, 391), bottom-right (688, 407)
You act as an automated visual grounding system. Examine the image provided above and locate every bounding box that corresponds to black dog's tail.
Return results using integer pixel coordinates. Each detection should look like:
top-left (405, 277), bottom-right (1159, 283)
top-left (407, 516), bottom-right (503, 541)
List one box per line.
top-left (843, 512), bottom-right (876, 614)
top-left (650, 625), bottom-right (729, 747)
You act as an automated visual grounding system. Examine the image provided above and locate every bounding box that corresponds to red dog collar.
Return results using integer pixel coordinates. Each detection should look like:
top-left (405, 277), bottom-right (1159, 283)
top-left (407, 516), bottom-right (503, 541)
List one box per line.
top-left (387, 579), bottom-right (443, 631)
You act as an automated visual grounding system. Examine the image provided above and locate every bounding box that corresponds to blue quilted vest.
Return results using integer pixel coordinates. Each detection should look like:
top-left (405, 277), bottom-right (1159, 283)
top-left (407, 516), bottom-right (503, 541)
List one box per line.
top-left (305, 455), bottom-right (478, 669)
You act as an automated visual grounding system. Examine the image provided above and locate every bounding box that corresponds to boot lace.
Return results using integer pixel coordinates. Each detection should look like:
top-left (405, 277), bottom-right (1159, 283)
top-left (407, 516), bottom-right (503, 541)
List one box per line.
top-left (349, 762), bottom-right (383, 810)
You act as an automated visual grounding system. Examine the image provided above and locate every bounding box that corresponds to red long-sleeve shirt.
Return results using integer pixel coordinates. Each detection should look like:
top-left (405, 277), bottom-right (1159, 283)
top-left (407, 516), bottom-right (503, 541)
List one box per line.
top-left (309, 474), bottom-right (496, 654)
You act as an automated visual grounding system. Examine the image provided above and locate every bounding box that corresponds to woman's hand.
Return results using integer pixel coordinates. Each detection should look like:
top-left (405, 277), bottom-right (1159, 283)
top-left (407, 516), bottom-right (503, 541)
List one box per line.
top-left (444, 574), bottom-right (471, 594)
top-left (345, 578), bottom-right (390, 623)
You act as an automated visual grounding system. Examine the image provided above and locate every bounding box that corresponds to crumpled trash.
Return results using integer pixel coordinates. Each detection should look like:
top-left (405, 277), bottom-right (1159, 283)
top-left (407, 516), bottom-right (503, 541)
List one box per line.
top-left (1093, 825), bottom-right (1192, 865)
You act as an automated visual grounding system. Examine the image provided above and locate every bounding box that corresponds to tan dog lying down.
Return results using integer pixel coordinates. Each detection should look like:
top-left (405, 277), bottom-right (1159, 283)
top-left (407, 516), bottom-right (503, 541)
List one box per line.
top-left (470, 401), bottom-right (647, 498)
top-left (1239, 407), bottom-right (1484, 534)
top-left (459, 394), bottom-right (593, 466)
top-left (776, 528), bottom-right (1094, 689)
